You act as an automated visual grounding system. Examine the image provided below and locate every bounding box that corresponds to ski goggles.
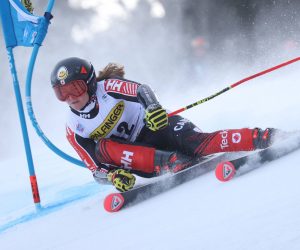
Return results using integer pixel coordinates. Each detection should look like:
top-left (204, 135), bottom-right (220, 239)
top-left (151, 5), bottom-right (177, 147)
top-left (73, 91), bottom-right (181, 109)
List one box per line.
top-left (53, 80), bottom-right (88, 101)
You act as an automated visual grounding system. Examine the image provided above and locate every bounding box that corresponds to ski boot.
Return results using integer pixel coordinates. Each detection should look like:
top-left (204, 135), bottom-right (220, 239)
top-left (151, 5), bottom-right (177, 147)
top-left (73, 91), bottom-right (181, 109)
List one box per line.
top-left (154, 150), bottom-right (196, 175)
top-left (252, 128), bottom-right (278, 149)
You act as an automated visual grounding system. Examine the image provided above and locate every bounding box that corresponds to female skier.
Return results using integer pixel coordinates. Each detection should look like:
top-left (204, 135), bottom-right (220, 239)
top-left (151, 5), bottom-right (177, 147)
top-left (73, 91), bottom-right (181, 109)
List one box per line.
top-left (50, 57), bottom-right (275, 192)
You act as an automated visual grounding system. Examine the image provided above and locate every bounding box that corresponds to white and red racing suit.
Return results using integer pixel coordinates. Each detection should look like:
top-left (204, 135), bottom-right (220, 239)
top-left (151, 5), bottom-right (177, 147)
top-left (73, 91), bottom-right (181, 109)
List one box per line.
top-left (66, 77), bottom-right (275, 183)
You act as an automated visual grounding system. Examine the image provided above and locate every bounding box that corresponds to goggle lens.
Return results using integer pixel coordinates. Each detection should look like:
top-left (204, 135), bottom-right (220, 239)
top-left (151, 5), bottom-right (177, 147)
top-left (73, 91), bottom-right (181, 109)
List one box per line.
top-left (53, 80), bottom-right (87, 101)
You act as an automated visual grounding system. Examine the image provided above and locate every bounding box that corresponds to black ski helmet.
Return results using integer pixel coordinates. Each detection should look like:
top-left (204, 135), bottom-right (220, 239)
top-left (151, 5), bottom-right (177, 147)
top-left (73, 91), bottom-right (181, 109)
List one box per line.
top-left (50, 57), bottom-right (97, 97)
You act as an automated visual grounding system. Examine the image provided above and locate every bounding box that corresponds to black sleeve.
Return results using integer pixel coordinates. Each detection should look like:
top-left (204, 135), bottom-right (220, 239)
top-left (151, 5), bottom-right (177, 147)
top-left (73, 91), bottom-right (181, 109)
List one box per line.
top-left (136, 84), bottom-right (161, 109)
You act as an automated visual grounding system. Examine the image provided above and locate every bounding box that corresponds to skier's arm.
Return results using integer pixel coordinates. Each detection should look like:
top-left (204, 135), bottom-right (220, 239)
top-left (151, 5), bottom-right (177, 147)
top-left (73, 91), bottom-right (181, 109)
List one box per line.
top-left (103, 78), bottom-right (141, 102)
top-left (103, 77), bottom-right (168, 131)
top-left (66, 126), bottom-right (111, 184)
top-left (103, 77), bottom-right (161, 107)
top-left (137, 84), bottom-right (168, 131)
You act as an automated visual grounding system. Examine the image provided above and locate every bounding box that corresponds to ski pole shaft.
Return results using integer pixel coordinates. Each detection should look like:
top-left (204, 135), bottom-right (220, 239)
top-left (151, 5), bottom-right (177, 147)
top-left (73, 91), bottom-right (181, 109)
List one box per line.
top-left (168, 57), bottom-right (300, 117)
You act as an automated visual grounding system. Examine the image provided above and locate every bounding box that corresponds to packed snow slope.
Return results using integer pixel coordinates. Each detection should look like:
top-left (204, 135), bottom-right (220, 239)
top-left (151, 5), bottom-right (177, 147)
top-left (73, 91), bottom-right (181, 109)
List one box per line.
top-left (0, 63), bottom-right (300, 250)
top-left (1, 148), bottom-right (300, 250)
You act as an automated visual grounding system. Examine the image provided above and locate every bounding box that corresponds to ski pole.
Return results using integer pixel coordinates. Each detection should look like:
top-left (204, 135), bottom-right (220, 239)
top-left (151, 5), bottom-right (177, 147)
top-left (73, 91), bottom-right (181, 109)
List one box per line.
top-left (168, 57), bottom-right (300, 117)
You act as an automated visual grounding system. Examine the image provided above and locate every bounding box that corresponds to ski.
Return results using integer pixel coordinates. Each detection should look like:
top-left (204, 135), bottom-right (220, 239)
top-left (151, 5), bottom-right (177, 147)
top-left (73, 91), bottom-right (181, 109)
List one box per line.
top-left (103, 153), bottom-right (234, 212)
top-left (215, 136), bottom-right (300, 182)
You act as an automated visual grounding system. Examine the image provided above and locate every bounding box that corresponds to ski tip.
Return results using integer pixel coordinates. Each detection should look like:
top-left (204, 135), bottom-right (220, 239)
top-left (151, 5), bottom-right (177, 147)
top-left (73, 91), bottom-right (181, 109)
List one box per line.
top-left (104, 193), bottom-right (125, 212)
top-left (215, 161), bottom-right (236, 182)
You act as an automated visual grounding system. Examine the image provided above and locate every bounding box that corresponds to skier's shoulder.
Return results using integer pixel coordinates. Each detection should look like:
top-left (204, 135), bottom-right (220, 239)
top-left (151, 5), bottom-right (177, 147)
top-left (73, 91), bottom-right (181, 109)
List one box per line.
top-left (99, 77), bottom-right (141, 97)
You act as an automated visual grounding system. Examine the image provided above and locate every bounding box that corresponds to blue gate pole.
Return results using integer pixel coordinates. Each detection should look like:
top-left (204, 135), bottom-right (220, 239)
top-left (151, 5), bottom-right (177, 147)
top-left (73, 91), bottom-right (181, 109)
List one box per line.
top-left (7, 47), bottom-right (41, 211)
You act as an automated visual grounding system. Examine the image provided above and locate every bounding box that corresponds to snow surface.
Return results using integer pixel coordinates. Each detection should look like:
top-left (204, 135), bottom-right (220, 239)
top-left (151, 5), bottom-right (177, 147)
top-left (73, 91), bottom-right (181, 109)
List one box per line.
top-left (1, 62), bottom-right (300, 250)
top-left (1, 148), bottom-right (300, 250)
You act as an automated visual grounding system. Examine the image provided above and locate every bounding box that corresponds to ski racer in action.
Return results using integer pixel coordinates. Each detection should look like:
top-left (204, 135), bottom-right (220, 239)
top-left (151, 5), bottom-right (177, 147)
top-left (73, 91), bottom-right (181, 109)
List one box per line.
top-left (50, 57), bottom-right (277, 192)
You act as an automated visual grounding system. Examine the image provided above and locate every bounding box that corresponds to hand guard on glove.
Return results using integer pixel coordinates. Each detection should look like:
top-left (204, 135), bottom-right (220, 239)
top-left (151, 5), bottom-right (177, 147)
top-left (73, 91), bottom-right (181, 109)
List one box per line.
top-left (107, 169), bottom-right (136, 192)
top-left (145, 104), bottom-right (168, 132)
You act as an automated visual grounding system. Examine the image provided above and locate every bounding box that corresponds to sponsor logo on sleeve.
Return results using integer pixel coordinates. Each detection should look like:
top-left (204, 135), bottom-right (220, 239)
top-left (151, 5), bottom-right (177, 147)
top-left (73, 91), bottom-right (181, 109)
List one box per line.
top-left (104, 79), bottom-right (139, 96)
top-left (89, 101), bottom-right (125, 140)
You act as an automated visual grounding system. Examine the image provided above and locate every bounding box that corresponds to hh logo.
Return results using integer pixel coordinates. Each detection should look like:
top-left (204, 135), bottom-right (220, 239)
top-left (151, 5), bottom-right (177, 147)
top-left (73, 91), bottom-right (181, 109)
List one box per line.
top-left (80, 113), bottom-right (90, 119)
top-left (104, 79), bottom-right (139, 97)
top-left (121, 151), bottom-right (134, 169)
top-left (232, 133), bottom-right (241, 143)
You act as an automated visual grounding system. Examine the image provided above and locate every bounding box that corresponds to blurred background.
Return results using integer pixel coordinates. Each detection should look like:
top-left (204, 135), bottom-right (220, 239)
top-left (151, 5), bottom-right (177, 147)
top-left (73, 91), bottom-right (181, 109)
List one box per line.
top-left (0, 0), bottom-right (300, 161)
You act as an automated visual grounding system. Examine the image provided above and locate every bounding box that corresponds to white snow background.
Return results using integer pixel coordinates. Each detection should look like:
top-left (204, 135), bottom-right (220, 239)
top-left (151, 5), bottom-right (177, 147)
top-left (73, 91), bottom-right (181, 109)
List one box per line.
top-left (1, 1), bottom-right (300, 250)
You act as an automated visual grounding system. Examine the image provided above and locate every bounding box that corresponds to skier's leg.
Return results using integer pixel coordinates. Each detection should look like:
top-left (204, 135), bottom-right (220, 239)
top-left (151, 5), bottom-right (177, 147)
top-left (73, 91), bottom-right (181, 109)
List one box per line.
top-left (95, 138), bottom-right (194, 177)
top-left (193, 128), bottom-right (277, 156)
top-left (140, 115), bottom-right (277, 158)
